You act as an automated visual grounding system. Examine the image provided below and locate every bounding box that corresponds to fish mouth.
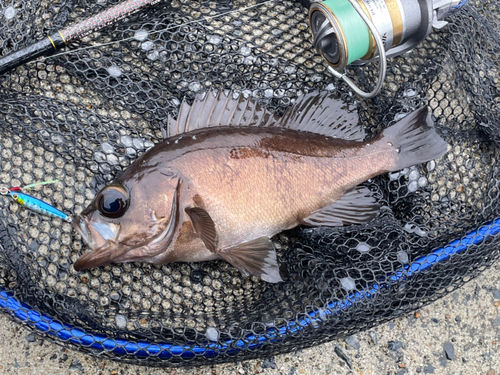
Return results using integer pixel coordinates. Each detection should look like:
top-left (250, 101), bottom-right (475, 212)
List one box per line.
top-left (72, 215), bottom-right (122, 271)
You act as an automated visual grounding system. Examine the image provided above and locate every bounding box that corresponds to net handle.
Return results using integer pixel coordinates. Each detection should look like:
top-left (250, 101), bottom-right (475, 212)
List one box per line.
top-left (329, 0), bottom-right (387, 99)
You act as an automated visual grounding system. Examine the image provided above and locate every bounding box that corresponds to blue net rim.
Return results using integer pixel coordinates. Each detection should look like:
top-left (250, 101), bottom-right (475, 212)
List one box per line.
top-left (1, 218), bottom-right (498, 360)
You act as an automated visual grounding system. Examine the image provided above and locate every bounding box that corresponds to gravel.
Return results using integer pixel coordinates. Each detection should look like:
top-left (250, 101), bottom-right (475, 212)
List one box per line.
top-left (424, 364), bottom-right (436, 373)
top-left (334, 345), bottom-right (352, 369)
top-left (443, 342), bottom-right (455, 360)
top-left (344, 335), bottom-right (360, 350)
top-left (369, 331), bottom-right (378, 346)
top-left (261, 357), bottom-right (277, 369)
top-left (388, 340), bottom-right (404, 351)
top-left (69, 359), bottom-right (83, 371)
top-left (24, 334), bottom-right (35, 343)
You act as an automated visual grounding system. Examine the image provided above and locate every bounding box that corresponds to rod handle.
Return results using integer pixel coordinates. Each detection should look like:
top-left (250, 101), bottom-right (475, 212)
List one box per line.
top-left (0, 33), bottom-right (65, 76)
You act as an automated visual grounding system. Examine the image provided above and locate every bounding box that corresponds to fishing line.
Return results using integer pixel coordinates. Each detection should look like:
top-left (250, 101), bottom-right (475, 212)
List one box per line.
top-left (38, 0), bottom-right (278, 61)
top-left (10, 179), bottom-right (60, 191)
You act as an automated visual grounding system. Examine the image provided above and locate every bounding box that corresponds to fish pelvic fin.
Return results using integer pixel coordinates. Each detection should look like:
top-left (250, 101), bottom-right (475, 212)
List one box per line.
top-left (185, 207), bottom-right (218, 252)
top-left (382, 107), bottom-right (449, 171)
top-left (219, 237), bottom-right (283, 283)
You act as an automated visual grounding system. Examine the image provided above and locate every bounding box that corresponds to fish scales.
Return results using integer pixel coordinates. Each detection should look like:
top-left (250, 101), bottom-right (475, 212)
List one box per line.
top-left (164, 128), bottom-right (391, 246)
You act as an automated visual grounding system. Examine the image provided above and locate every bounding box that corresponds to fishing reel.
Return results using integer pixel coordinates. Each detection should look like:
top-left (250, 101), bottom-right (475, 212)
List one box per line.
top-left (309, 0), bottom-right (467, 98)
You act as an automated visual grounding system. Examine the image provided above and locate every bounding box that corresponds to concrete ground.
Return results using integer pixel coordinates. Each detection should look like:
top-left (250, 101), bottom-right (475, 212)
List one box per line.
top-left (1, 262), bottom-right (500, 375)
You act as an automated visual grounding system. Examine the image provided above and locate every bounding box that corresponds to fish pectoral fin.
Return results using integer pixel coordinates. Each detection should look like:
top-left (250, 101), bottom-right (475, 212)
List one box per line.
top-left (219, 237), bottom-right (283, 283)
top-left (184, 207), bottom-right (217, 252)
top-left (301, 186), bottom-right (380, 227)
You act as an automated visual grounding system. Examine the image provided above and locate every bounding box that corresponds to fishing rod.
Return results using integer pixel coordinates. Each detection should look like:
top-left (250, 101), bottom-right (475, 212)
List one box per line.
top-left (0, 0), bottom-right (276, 76)
top-left (0, 0), bottom-right (162, 75)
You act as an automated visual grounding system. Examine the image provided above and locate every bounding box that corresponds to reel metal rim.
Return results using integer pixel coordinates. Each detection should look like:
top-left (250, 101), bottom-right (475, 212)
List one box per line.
top-left (309, 2), bottom-right (349, 70)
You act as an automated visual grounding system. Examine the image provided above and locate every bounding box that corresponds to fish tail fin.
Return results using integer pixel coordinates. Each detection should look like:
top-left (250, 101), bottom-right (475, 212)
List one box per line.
top-left (382, 107), bottom-right (448, 171)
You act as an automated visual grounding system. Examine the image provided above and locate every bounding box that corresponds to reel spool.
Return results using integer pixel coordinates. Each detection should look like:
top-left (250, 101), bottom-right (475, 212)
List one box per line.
top-left (309, 0), bottom-right (468, 97)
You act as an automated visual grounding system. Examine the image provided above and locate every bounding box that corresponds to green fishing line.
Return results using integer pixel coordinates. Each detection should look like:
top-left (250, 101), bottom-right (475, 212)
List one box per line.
top-left (22, 179), bottom-right (59, 190)
top-left (323, 0), bottom-right (370, 65)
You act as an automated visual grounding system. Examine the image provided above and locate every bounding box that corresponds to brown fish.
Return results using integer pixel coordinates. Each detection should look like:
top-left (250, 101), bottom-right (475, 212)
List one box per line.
top-left (73, 92), bottom-right (448, 282)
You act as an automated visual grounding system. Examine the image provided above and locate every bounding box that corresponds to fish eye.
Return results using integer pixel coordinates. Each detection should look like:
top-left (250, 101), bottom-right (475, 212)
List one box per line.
top-left (95, 184), bottom-right (129, 219)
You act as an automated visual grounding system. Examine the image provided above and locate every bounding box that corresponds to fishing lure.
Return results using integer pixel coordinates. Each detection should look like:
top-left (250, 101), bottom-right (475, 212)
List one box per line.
top-left (0, 181), bottom-right (72, 222)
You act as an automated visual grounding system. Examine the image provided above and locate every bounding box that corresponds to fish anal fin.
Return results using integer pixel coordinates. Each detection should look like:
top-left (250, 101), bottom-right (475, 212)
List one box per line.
top-left (278, 91), bottom-right (364, 141)
top-left (219, 237), bottom-right (283, 283)
top-left (302, 186), bottom-right (380, 227)
top-left (185, 207), bottom-right (217, 253)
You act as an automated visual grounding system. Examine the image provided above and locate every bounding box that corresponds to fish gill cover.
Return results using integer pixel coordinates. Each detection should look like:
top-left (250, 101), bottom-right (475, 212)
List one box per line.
top-left (0, 0), bottom-right (499, 366)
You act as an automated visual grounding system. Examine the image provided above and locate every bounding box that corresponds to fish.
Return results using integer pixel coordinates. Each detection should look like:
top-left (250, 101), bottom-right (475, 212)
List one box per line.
top-left (72, 91), bottom-right (448, 282)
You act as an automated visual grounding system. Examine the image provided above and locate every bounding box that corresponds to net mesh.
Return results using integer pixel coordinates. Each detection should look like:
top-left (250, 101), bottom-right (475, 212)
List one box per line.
top-left (0, 0), bottom-right (499, 366)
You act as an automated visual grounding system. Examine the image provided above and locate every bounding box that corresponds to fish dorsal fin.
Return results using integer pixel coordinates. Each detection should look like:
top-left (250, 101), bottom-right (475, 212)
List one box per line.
top-left (164, 91), bottom-right (279, 138)
top-left (164, 91), bottom-right (363, 140)
top-left (277, 91), bottom-right (364, 141)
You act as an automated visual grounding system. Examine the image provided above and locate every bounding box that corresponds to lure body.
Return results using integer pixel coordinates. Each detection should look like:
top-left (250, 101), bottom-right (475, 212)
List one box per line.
top-left (9, 191), bottom-right (72, 222)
